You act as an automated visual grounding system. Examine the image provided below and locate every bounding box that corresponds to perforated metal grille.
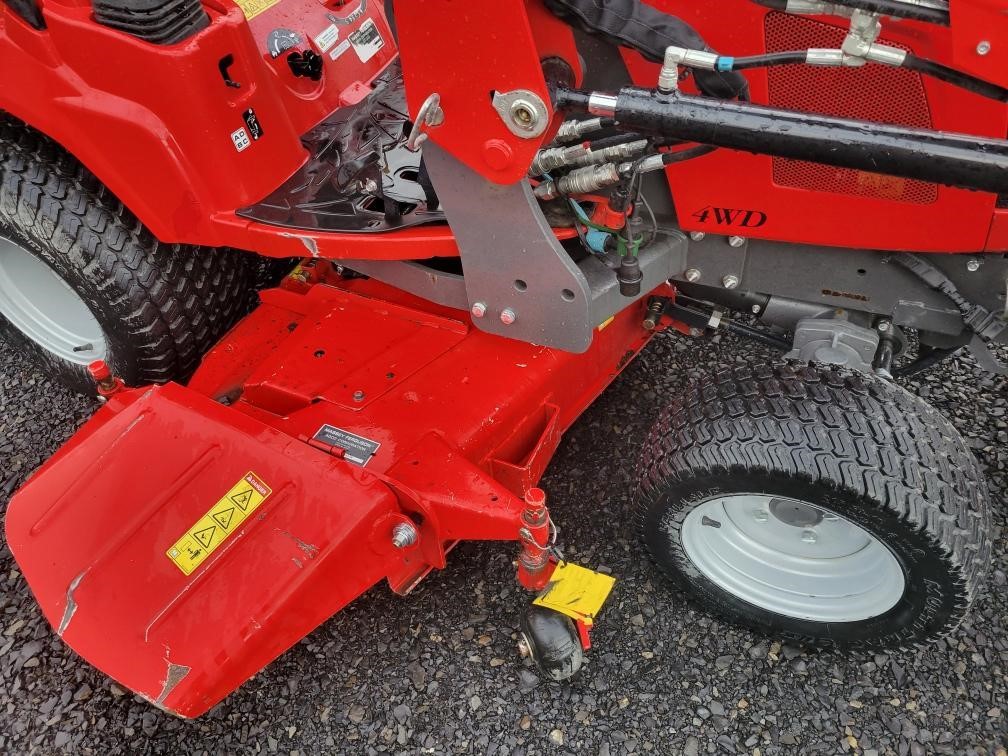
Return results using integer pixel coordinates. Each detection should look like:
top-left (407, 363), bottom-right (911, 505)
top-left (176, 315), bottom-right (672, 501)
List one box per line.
top-left (764, 12), bottom-right (938, 204)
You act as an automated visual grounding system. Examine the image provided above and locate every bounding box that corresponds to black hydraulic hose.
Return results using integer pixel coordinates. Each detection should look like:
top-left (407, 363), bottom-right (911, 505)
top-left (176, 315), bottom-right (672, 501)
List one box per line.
top-left (903, 54), bottom-right (1008, 103)
top-left (728, 51), bottom-right (809, 70)
top-left (893, 346), bottom-right (959, 378)
top-left (559, 87), bottom-right (1008, 195)
top-left (750, 0), bottom-right (949, 25)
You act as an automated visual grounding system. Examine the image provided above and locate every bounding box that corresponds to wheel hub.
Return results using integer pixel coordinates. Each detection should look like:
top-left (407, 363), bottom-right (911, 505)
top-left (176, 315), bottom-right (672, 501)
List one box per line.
top-left (680, 494), bottom-right (905, 623)
top-left (0, 235), bottom-right (107, 363)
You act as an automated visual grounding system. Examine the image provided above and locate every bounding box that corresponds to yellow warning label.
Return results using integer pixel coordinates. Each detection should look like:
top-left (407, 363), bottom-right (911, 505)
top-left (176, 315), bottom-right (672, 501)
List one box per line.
top-left (232, 0), bottom-right (279, 20)
top-left (534, 562), bottom-right (616, 622)
top-left (167, 472), bottom-right (272, 575)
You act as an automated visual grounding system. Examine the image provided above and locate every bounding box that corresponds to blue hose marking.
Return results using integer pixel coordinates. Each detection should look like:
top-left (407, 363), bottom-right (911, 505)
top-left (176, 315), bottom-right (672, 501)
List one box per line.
top-left (716, 57), bottom-right (735, 72)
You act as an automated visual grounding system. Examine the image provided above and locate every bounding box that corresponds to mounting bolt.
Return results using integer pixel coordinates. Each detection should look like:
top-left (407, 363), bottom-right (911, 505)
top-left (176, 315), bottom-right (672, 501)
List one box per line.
top-left (801, 529), bottom-right (818, 544)
top-left (684, 268), bottom-right (702, 283)
top-left (977, 40), bottom-right (992, 56)
top-left (722, 274), bottom-right (740, 290)
top-left (751, 304), bottom-right (762, 314)
top-left (966, 258), bottom-right (981, 272)
top-left (753, 510), bottom-right (769, 523)
top-left (471, 301), bottom-right (488, 318)
top-left (500, 308), bottom-right (517, 325)
top-left (689, 231), bottom-right (706, 242)
top-left (728, 235), bottom-right (746, 248)
top-left (391, 522), bottom-right (418, 549)
top-left (877, 320), bottom-right (891, 333)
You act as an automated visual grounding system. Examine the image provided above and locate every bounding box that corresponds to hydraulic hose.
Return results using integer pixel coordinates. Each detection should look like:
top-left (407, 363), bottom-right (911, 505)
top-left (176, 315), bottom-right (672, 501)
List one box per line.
top-left (750, 0), bottom-right (950, 26)
top-left (902, 54), bottom-right (1008, 103)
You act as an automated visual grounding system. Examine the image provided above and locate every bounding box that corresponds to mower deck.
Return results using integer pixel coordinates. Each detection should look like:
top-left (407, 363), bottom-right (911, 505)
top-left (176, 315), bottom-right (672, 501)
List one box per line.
top-left (6, 268), bottom-right (661, 716)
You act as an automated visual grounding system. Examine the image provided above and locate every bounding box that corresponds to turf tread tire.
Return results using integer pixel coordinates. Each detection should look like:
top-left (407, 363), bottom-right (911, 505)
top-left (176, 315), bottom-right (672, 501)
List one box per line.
top-left (0, 114), bottom-right (257, 393)
top-left (634, 361), bottom-right (991, 651)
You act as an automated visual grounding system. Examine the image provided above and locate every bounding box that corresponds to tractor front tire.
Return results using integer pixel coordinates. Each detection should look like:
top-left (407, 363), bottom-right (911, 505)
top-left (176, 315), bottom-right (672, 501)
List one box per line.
top-left (0, 116), bottom-right (258, 395)
top-left (635, 362), bottom-right (991, 651)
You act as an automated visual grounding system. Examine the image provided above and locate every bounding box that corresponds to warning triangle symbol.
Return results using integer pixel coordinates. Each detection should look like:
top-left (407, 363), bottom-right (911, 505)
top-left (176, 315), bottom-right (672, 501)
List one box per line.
top-left (193, 525), bottom-right (216, 549)
top-left (213, 507), bottom-right (236, 530)
top-left (231, 489), bottom-right (253, 511)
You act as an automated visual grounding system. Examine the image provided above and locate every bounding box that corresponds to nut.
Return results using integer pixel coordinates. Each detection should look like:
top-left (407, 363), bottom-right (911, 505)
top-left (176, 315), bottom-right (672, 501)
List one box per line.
top-left (977, 40), bottom-right (992, 56)
top-left (500, 308), bottom-right (517, 325)
top-left (689, 231), bottom-right (706, 242)
top-left (471, 301), bottom-right (487, 318)
top-left (966, 258), bottom-right (981, 273)
top-left (391, 522), bottom-right (418, 549)
top-left (728, 236), bottom-right (746, 248)
top-left (721, 274), bottom-right (740, 290)
top-left (684, 268), bottom-right (701, 283)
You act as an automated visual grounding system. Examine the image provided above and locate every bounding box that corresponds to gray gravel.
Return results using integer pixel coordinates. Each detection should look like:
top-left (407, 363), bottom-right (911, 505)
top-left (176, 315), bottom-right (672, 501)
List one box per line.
top-left (1, 331), bottom-right (1006, 755)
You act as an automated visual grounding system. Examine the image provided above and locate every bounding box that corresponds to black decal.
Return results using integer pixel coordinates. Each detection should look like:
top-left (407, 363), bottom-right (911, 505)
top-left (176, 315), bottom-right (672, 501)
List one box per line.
top-left (692, 206), bottom-right (768, 228)
top-left (243, 108), bottom-right (263, 141)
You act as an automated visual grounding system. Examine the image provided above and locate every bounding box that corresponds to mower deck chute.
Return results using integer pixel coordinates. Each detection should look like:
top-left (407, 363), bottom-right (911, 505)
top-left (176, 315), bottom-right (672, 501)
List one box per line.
top-left (5, 381), bottom-right (406, 717)
top-left (6, 270), bottom-right (658, 715)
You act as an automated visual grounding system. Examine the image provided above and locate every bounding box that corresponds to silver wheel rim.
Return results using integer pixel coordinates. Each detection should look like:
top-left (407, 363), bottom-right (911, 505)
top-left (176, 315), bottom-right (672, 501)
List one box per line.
top-left (680, 494), bottom-right (905, 622)
top-left (0, 235), bottom-right (107, 363)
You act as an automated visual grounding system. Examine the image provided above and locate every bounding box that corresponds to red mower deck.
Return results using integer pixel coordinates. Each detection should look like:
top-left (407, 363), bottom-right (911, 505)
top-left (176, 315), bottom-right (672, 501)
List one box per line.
top-left (6, 267), bottom-right (662, 716)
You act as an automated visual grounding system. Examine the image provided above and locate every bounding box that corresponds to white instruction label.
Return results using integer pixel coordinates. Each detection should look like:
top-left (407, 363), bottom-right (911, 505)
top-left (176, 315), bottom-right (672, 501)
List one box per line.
top-left (231, 128), bottom-right (251, 152)
top-left (313, 24), bottom-right (339, 53)
top-left (349, 18), bottom-right (384, 63)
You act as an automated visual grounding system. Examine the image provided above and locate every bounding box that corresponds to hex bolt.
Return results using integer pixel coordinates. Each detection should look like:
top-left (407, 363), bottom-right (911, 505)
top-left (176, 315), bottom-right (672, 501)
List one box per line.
top-left (801, 529), bottom-right (818, 544)
top-left (751, 304), bottom-right (762, 314)
top-left (471, 301), bottom-right (488, 318)
top-left (728, 236), bottom-right (746, 248)
top-left (391, 522), bottom-right (418, 549)
top-left (689, 231), bottom-right (706, 242)
top-left (966, 258), bottom-right (981, 272)
top-left (684, 268), bottom-right (702, 283)
top-left (722, 274), bottom-right (740, 290)
top-left (977, 40), bottom-right (992, 56)
top-left (753, 510), bottom-right (769, 523)
top-left (353, 390), bottom-right (365, 402)
top-left (500, 308), bottom-right (517, 325)
top-left (877, 320), bottom-right (891, 333)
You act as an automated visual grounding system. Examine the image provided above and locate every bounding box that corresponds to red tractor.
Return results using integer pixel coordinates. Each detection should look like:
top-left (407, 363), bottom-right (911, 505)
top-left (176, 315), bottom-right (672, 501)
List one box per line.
top-left (1, 0), bottom-right (1004, 717)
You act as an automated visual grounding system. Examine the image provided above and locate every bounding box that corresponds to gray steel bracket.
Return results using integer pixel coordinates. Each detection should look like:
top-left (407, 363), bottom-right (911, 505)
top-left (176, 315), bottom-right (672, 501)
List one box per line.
top-left (421, 143), bottom-right (684, 352)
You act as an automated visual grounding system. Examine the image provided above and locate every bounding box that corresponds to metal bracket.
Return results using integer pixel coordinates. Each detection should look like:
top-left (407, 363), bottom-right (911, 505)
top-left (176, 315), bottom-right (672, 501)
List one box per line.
top-left (421, 142), bottom-right (684, 352)
top-left (406, 93), bottom-right (445, 151)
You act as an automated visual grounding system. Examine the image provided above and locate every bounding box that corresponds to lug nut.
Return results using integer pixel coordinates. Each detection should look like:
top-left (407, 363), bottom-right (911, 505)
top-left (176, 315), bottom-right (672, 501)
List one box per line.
top-left (471, 301), bottom-right (487, 318)
top-left (721, 274), bottom-right (740, 290)
top-left (728, 236), bottom-right (745, 248)
top-left (391, 522), bottom-right (418, 549)
top-left (684, 268), bottom-right (701, 283)
top-left (500, 308), bottom-right (517, 325)
top-left (801, 529), bottom-right (818, 544)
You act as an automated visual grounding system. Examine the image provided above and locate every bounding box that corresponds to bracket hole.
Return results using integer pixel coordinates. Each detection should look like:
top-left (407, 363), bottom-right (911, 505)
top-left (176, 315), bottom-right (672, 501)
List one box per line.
top-left (561, 289), bottom-right (575, 302)
top-left (514, 279), bottom-right (528, 292)
top-left (857, 268), bottom-right (867, 276)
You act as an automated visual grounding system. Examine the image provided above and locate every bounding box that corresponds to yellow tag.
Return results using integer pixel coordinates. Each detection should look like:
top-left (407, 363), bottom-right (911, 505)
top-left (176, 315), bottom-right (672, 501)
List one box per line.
top-left (232, 0), bottom-right (279, 20)
top-left (167, 472), bottom-right (272, 575)
top-left (597, 316), bottom-right (615, 332)
top-left (533, 562), bottom-right (616, 622)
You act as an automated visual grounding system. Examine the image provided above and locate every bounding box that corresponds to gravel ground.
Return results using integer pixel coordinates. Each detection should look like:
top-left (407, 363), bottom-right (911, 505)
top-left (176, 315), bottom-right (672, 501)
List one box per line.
top-left (0, 330), bottom-right (1005, 756)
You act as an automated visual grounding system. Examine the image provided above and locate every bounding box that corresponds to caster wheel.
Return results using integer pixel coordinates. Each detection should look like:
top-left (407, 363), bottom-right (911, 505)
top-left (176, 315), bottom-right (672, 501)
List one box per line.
top-left (519, 606), bottom-right (583, 681)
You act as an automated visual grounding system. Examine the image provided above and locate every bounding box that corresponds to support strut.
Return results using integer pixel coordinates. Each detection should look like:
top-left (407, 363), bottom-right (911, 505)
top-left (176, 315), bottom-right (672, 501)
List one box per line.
top-left (557, 87), bottom-right (1008, 195)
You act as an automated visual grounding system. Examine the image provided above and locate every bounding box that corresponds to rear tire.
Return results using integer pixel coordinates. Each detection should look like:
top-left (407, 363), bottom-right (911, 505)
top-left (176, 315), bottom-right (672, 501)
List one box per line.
top-left (0, 115), bottom-right (259, 394)
top-left (634, 362), bottom-right (991, 651)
